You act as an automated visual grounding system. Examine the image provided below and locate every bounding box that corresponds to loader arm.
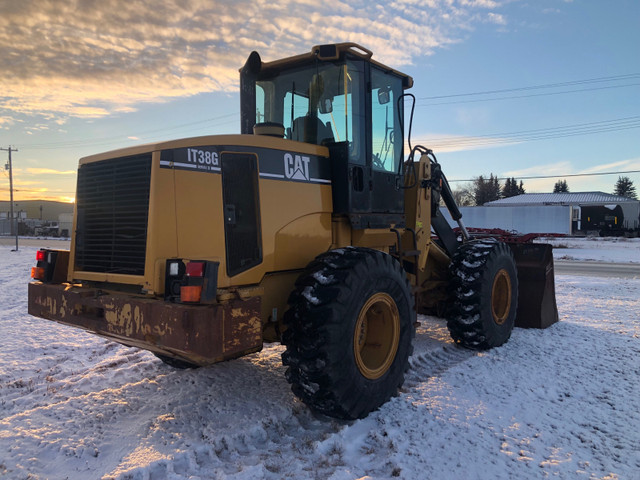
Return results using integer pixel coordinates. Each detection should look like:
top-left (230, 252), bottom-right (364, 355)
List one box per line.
top-left (403, 152), bottom-right (463, 266)
top-left (402, 153), bottom-right (456, 314)
top-left (402, 152), bottom-right (558, 327)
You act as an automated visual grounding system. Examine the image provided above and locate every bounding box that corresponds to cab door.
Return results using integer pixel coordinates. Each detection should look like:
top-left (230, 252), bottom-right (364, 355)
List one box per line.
top-left (370, 67), bottom-right (404, 214)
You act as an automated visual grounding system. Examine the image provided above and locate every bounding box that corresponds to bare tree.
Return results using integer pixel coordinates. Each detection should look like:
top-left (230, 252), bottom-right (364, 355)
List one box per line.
top-left (452, 183), bottom-right (474, 206)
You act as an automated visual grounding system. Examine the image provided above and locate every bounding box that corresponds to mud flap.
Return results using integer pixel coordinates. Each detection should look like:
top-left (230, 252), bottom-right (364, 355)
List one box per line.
top-left (507, 243), bottom-right (559, 329)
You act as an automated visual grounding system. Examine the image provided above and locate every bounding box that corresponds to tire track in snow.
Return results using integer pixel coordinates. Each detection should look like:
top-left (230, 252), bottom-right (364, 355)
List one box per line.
top-left (403, 315), bottom-right (479, 390)
top-left (404, 343), bottom-right (477, 390)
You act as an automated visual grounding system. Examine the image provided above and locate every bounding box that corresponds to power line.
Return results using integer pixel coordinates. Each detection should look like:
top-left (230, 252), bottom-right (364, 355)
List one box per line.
top-left (449, 169), bottom-right (640, 183)
top-left (8, 73), bottom-right (640, 152)
top-left (418, 116), bottom-right (640, 149)
top-left (419, 73), bottom-right (640, 100)
top-left (419, 82), bottom-right (640, 106)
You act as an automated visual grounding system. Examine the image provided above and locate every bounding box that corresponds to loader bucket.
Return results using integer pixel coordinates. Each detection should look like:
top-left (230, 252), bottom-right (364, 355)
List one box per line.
top-left (507, 243), bottom-right (559, 329)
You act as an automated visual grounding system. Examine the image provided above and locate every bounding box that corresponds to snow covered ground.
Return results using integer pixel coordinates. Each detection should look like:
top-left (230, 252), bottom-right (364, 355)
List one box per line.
top-left (541, 236), bottom-right (640, 264)
top-left (1, 239), bottom-right (639, 480)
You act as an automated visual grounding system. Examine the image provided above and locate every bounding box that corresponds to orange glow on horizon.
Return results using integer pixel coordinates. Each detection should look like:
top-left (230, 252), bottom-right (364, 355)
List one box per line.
top-left (0, 195), bottom-right (75, 204)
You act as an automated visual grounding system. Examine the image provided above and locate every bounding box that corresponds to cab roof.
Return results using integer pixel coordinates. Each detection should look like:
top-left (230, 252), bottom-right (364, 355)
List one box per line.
top-left (244, 42), bottom-right (414, 89)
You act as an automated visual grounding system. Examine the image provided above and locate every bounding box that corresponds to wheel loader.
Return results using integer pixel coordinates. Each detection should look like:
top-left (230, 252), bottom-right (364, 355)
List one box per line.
top-left (28, 43), bottom-right (558, 420)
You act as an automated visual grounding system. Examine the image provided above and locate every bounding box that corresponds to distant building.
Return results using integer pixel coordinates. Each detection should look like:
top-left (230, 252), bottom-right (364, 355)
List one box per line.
top-left (445, 192), bottom-right (640, 236)
top-left (0, 201), bottom-right (74, 237)
top-left (59, 213), bottom-right (73, 237)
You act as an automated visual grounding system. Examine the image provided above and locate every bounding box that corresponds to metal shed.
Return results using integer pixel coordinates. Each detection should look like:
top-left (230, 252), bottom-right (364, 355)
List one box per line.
top-left (444, 192), bottom-right (640, 235)
top-left (485, 192), bottom-right (640, 234)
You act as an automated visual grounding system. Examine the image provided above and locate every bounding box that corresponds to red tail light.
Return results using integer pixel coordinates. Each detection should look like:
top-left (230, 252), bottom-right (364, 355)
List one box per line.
top-left (36, 250), bottom-right (46, 262)
top-left (186, 261), bottom-right (205, 277)
top-left (164, 259), bottom-right (218, 304)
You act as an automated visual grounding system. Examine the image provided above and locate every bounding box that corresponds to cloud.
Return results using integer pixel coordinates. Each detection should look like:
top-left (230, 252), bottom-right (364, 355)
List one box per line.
top-left (0, 0), bottom-right (509, 124)
top-left (579, 158), bottom-right (640, 174)
top-left (487, 12), bottom-right (507, 25)
top-left (503, 161), bottom-right (574, 178)
top-left (502, 157), bottom-right (640, 193)
top-left (0, 117), bottom-right (15, 129)
top-left (25, 168), bottom-right (76, 175)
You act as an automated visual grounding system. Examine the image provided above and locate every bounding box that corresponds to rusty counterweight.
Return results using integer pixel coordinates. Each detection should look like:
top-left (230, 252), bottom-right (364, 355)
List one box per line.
top-left (28, 282), bottom-right (263, 366)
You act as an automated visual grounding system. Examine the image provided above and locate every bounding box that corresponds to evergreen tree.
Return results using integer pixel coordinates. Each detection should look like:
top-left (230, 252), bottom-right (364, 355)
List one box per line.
top-left (613, 176), bottom-right (637, 199)
top-left (502, 177), bottom-right (525, 198)
top-left (490, 174), bottom-right (501, 201)
top-left (502, 177), bottom-right (514, 198)
top-left (553, 179), bottom-right (569, 193)
top-left (473, 174), bottom-right (502, 205)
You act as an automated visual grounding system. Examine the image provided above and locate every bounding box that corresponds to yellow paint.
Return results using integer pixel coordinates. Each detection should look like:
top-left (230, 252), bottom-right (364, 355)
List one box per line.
top-left (104, 307), bottom-right (116, 325)
top-left (43, 297), bottom-right (57, 317)
top-left (71, 134), bottom-right (333, 295)
top-left (120, 304), bottom-right (132, 332)
top-left (59, 296), bottom-right (68, 319)
top-left (133, 306), bottom-right (142, 335)
top-left (152, 323), bottom-right (172, 336)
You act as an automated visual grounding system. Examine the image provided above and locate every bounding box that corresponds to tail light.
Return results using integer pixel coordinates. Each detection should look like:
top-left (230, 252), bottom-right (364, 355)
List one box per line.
top-left (181, 261), bottom-right (205, 302)
top-left (31, 249), bottom-right (50, 281)
top-left (186, 261), bottom-right (205, 278)
top-left (31, 249), bottom-right (68, 283)
top-left (180, 285), bottom-right (203, 302)
top-left (165, 259), bottom-right (219, 304)
top-left (31, 266), bottom-right (46, 280)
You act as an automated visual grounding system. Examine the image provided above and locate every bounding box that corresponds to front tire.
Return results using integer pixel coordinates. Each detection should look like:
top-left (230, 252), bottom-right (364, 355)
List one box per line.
top-left (447, 239), bottom-right (518, 350)
top-left (282, 247), bottom-right (415, 420)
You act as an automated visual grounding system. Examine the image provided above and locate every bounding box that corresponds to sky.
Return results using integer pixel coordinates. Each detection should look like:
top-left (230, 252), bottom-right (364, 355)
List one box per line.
top-left (0, 0), bottom-right (639, 203)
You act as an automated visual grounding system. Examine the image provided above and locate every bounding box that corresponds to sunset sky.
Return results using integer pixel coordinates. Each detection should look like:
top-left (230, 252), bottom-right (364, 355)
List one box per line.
top-left (1, 0), bottom-right (639, 203)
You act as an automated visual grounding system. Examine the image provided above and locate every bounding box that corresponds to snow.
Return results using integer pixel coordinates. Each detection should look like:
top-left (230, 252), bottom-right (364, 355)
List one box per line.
top-left (1, 240), bottom-right (639, 479)
top-left (539, 236), bottom-right (640, 264)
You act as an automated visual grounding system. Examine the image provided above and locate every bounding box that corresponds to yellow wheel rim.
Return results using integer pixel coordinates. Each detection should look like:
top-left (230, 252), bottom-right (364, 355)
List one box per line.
top-left (491, 269), bottom-right (512, 325)
top-left (353, 292), bottom-right (400, 380)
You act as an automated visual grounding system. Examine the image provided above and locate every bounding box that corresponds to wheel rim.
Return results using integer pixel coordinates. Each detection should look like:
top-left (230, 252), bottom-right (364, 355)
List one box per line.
top-left (353, 292), bottom-right (400, 380)
top-left (491, 269), bottom-right (512, 325)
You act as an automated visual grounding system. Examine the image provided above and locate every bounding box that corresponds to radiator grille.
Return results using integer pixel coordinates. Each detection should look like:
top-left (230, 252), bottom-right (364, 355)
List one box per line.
top-left (75, 154), bottom-right (152, 275)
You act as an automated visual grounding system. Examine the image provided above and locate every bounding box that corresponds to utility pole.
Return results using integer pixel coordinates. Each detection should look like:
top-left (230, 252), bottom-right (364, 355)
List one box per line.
top-left (1, 146), bottom-right (19, 251)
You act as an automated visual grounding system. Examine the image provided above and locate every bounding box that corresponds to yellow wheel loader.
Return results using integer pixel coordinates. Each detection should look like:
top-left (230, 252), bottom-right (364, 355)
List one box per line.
top-left (28, 43), bottom-right (558, 420)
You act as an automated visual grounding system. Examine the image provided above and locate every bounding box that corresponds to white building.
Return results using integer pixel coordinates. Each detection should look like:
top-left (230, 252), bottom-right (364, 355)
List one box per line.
top-left (445, 192), bottom-right (640, 236)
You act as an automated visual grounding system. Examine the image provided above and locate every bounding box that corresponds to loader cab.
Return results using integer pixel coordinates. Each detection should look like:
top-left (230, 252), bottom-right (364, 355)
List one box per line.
top-left (241, 43), bottom-right (413, 228)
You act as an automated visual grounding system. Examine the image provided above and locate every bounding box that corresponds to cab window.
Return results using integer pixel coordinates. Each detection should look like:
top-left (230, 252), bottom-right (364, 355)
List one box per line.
top-left (371, 68), bottom-right (403, 173)
top-left (255, 60), bottom-right (366, 165)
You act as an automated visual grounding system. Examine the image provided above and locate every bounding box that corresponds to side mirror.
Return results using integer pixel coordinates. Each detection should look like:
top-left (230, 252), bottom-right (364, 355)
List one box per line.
top-left (319, 97), bottom-right (333, 114)
top-left (378, 87), bottom-right (390, 105)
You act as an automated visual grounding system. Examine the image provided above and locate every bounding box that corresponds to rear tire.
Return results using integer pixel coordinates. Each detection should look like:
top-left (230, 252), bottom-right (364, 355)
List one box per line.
top-left (447, 239), bottom-right (518, 350)
top-left (282, 247), bottom-right (415, 420)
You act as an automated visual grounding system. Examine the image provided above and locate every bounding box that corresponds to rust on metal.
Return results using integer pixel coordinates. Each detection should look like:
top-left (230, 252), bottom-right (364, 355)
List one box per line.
top-left (28, 282), bottom-right (263, 366)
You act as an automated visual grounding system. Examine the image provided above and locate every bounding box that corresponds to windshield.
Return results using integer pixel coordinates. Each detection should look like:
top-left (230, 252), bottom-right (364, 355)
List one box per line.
top-left (256, 60), bottom-right (365, 163)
